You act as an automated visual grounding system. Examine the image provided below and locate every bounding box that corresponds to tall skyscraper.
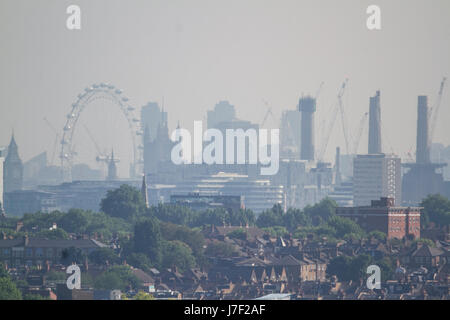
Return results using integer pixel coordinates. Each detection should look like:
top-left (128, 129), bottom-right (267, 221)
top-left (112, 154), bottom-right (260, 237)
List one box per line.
top-left (402, 96), bottom-right (447, 205)
top-left (298, 96), bottom-right (316, 161)
top-left (143, 110), bottom-right (174, 175)
top-left (353, 154), bottom-right (402, 206)
top-left (368, 90), bottom-right (382, 154)
top-left (416, 96), bottom-right (430, 164)
top-left (280, 110), bottom-right (302, 159)
top-left (207, 101), bottom-right (236, 129)
top-left (3, 134), bottom-right (23, 193)
top-left (141, 102), bottom-right (168, 143)
top-left (0, 152), bottom-right (4, 211)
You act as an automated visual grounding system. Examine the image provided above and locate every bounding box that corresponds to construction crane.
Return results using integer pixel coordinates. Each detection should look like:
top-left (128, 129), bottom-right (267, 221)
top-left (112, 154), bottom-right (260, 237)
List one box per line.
top-left (82, 124), bottom-right (120, 170)
top-left (429, 77), bottom-right (447, 144)
top-left (315, 81), bottom-right (324, 100)
top-left (337, 80), bottom-right (350, 155)
top-left (317, 79), bottom-right (348, 162)
top-left (261, 100), bottom-right (276, 127)
top-left (352, 112), bottom-right (368, 154)
top-left (83, 125), bottom-right (104, 157)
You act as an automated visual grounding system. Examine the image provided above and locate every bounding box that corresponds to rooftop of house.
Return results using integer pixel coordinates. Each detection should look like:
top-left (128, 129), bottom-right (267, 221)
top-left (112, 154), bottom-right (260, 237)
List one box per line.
top-left (0, 237), bottom-right (107, 249)
top-left (412, 244), bottom-right (445, 257)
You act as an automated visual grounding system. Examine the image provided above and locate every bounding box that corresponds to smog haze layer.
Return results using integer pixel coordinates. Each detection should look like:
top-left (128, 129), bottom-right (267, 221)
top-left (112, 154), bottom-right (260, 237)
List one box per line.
top-left (1, 0), bottom-right (449, 176)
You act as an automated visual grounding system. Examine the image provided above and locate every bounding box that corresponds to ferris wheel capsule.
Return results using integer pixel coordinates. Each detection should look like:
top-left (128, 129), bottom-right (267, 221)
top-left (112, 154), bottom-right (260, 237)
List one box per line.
top-left (122, 97), bottom-right (129, 102)
top-left (115, 89), bottom-right (122, 94)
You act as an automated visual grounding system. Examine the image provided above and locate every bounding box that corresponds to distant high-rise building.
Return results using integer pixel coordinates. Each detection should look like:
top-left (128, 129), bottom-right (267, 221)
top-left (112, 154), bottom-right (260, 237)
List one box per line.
top-left (416, 96), bottom-right (430, 164)
top-left (337, 197), bottom-right (421, 240)
top-left (207, 101), bottom-right (236, 129)
top-left (353, 154), bottom-right (402, 206)
top-left (334, 147), bottom-right (342, 186)
top-left (141, 102), bottom-right (167, 143)
top-left (298, 96), bottom-right (316, 161)
top-left (3, 134), bottom-right (23, 193)
top-left (215, 119), bottom-right (259, 165)
top-left (107, 150), bottom-right (117, 181)
top-left (143, 110), bottom-right (175, 175)
top-left (402, 96), bottom-right (447, 205)
top-left (280, 110), bottom-right (302, 159)
top-left (368, 90), bottom-right (382, 154)
top-left (0, 152), bottom-right (4, 211)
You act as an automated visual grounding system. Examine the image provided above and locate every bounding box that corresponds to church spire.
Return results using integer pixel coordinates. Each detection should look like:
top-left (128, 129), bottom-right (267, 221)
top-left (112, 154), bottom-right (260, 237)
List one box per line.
top-left (107, 149), bottom-right (118, 181)
top-left (4, 131), bottom-right (23, 192)
top-left (8, 131), bottom-right (18, 153)
top-left (141, 174), bottom-right (149, 209)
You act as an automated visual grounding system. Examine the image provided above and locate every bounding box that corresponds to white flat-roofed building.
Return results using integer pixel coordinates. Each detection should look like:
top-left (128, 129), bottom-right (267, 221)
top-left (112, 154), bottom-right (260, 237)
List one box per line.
top-left (353, 153), bottom-right (401, 207)
top-left (174, 172), bottom-right (284, 214)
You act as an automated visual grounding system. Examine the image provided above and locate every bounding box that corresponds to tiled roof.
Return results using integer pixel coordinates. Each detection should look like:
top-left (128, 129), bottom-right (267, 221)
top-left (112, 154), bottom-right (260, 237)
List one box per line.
top-left (131, 268), bottom-right (154, 283)
top-left (412, 245), bottom-right (444, 257)
top-left (0, 238), bottom-right (107, 249)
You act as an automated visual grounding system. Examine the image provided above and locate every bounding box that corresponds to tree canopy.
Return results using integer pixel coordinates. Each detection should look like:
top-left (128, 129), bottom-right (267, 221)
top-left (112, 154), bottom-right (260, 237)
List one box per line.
top-left (101, 184), bottom-right (146, 220)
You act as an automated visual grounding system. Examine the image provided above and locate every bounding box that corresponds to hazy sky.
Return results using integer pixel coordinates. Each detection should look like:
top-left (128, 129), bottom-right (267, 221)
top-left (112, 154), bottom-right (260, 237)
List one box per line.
top-left (1, 0), bottom-right (449, 177)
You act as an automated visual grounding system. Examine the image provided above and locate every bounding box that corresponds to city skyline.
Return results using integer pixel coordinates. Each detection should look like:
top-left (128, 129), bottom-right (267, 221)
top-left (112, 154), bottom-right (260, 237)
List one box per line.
top-left (1, 0), bottom-right (450, 175)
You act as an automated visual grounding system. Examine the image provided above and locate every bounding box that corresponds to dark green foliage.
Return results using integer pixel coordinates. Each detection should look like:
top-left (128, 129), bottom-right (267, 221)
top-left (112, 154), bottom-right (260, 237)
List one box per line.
top-left (59, 208), bottom-right (89, 233)
top-left (227, 228), bottom-right (248, 240)
top-left (35, 228), bottom-right (69, 240)
top-left (94, 265), bottom-right (141, 291)
top-left (327, 215), bottom-right (365, 239)
top-left (256, 207), bottom-right (283, 228)
top-left (294, 224), bottom-right (337, 241)
top-left (0, 263), bottom-right (8, 278)
top-left (0, 277), bottom-right (22, 300)
top-left (282, 208), bottom-right (311, 230)
top-left (262, 226), bottom-right (289, 237)
top-left (256, 199), bottom-right (335, 231)
top-left (23, 293), bottom-right (49, 300)
top-left (150, 203), bottom-right (197, 226)
top-left (420, 194), bottom-right (450, 227)
top-left (326, 254), bottom-right (395, 283)
top-left (326, 254), bottom-right (372, 282)
top-left (20, 209), bottom-right (131, 241)
top-left (376, 256), bottom-right (396, 280)
top-left (192, 208), bottom-right (255, 228)
top-left (88, 248), bottom-right (120, 265)
top-left (412, 238), bottom-right (435, 248)
top-left (368, 231), bottom-right (387, 241)
top-left (161, 240), bottom-right (196, 272)
top-left (205, 241), bottom-right (237, 258)
top-left (126, 253), bottom-right (154, 272)
top-left (303, 198), bottom-right (337, 225)
top-left (133, 218), bottom-right (162, 266)
top-left (101, 184), bottom-right (146, 220)
top-left (60, 247), bottom-right (87, 266)
top-left (22, 211), bottom-right (65, 231)
top-left (159, 222), bottom-right (204, 259)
